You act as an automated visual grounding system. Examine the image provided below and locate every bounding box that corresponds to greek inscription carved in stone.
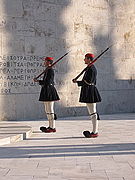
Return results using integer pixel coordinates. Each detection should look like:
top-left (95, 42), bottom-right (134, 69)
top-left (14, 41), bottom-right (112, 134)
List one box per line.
top-left (0, 55), bottom-right (44, 94)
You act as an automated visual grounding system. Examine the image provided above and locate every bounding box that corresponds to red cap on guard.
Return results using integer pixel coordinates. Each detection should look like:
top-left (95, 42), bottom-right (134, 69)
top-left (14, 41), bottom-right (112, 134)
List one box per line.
top-left (43, 57), bottom-right (53, 61)
top-left (85, 53), bottom-right (94, 58)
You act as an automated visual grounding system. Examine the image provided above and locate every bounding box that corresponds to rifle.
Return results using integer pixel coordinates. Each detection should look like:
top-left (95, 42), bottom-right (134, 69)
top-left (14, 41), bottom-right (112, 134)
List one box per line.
top-left (34, 51), bottom-right (70, 80)
top-left (72, 44), bottom-right (114, 82)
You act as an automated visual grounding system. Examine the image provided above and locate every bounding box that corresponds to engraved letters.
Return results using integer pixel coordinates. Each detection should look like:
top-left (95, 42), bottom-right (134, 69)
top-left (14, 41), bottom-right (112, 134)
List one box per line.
top-left (0, 55), bottom-right (44, 94)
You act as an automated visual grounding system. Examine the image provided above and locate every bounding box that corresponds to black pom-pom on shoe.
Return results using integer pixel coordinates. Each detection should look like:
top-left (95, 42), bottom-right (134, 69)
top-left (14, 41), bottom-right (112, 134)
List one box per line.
top-left (40, 126), bottom-right (47, 132)
top-left (83, 131), bottom-right (91, 138)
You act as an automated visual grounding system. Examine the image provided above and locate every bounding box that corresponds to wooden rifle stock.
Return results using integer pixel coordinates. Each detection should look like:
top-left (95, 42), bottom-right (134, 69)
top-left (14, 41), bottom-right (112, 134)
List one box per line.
top-left (34, 51), bottom-right (70, 80)
top-left (73, 44), bottom-right (113, 81)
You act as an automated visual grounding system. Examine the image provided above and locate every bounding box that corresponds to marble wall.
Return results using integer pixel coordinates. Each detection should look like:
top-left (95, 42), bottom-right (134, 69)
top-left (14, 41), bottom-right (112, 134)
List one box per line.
top-left (0, 0), bottom-right (135, 120)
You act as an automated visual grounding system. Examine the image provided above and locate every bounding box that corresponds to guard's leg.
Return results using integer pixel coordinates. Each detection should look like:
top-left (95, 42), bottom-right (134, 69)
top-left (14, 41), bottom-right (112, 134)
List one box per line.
top-left (44, 101), bottom-right (55, 128)
top-left (83, 103), bottom-right (99, 138)
top-left (40, 101), bottom-right (56, 133)
top-left (90, 112), bottom-right (98, 135)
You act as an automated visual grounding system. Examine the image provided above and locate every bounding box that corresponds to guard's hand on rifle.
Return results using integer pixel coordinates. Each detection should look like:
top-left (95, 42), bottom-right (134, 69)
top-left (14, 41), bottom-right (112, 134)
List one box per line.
top-left (33, 78), bottom-right (39, 82)
top-left (72, 79), bottom-right (77, 83)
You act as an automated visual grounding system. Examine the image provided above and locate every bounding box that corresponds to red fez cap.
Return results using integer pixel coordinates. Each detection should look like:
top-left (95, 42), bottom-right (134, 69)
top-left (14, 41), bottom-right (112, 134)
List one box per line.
top-left (43, 57), bottom-right (53, 61)
top-left (85, 53), bottom-right (94, 58)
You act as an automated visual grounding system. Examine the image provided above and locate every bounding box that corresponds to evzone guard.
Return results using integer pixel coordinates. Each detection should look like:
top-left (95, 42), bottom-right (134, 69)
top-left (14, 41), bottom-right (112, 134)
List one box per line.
top-left (34, 57), bottom-right (60, 133)
top-left (33, 52), bottom-right (69, 133)
top-left (72, 45), bottom-right (112, 138)
top-left (73, 53), bottom-right (101, 138)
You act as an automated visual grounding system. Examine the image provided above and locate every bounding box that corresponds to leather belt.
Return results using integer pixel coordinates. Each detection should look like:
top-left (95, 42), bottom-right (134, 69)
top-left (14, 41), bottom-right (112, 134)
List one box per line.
top-left (83, 80), bottom-right (95, 86)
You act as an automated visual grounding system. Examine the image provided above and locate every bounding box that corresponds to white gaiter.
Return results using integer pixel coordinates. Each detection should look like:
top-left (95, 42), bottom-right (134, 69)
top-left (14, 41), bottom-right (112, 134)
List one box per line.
top-left (86, 103), bottom-right (98, 134)
top-left (44, 101), bottom-right (55, 129)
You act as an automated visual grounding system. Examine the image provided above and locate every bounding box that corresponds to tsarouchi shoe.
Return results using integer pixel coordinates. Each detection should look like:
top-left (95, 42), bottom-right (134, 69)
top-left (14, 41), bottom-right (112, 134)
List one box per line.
top-left (42, 127), bottom-right (56, 133)
top-left (90, 132), bottom-right (99, 138)
top-left (83, 131), bottom-right (98, 138)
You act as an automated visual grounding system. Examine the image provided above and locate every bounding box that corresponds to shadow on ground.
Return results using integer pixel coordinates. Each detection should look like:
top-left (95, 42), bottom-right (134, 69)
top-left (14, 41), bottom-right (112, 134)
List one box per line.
top-left (0, 142), bottom-right (135, 159)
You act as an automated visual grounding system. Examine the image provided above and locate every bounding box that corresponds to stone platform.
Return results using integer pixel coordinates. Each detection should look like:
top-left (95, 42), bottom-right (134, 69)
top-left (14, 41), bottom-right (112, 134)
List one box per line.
top-left (0, 122), bottom-right (32, 145)
top-left (0, 113), bottom-right (135, 180)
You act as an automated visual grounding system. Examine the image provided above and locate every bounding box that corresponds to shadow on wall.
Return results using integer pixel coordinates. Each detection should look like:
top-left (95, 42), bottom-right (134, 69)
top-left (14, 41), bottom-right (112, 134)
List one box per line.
top-left (0, 0), bottom-right (71, 120)
top-left (92, 31), bottom-right (135, 115)
top-left (93, 1), bottom-right (135, 114)
top-left (68, 0), bottom-right (135, 117)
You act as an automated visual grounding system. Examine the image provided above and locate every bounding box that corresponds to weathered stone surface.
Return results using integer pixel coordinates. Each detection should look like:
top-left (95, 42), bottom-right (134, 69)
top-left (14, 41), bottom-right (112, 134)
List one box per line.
top-left (0, 0), bottom-right (134, 120)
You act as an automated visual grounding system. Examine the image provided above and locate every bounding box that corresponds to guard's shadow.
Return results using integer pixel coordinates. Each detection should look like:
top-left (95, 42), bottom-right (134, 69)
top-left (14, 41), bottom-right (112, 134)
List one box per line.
top-left (0, 143), bottom-right (135, 159)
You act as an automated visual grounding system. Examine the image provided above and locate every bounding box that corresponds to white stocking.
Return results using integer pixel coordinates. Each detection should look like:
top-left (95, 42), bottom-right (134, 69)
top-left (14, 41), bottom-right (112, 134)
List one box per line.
top-left (44, 101), bottom-right (55, 129)
top-left (86, 103), bottom-right (98, 134)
